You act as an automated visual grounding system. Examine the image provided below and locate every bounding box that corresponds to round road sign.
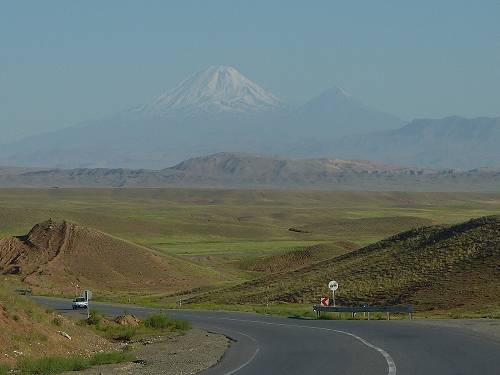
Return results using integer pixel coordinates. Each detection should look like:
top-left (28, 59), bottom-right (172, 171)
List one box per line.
top-left (328, 280), bottom-right (339, 291)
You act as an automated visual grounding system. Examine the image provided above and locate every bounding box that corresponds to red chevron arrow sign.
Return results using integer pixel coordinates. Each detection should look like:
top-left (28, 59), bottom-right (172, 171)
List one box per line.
top-left (320, 297), bottom-right (329, 307)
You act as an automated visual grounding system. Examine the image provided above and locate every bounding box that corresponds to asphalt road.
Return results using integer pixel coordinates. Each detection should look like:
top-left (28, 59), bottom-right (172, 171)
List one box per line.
top-left (33, 296), bottom-right (500, 375)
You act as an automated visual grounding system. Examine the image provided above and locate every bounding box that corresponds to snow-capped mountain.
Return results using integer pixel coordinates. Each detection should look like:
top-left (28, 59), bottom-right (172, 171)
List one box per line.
top-left (134, 65), bottom-right (286, 116)
top-left (0, 65), bottom-right (407, 169)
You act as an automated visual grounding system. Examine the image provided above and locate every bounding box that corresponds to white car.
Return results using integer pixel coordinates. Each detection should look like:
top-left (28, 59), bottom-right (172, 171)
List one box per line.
top-left (72, 297), bottom-right (88, 309)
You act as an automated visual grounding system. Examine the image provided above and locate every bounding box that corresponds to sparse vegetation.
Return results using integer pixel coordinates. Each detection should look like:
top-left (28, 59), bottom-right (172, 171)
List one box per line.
top-left (0, 281), bottom-right (115, 369)
top-left (239, 243), bottom-right (354, 273)
top-left (18, 351), bottom-right (134, 375)
top-left (51, 317), bottom-right (62, 327)
top-left (82, 310), bottom-right (190, 341)
top-left (144, 314), bottom-right (191, 331)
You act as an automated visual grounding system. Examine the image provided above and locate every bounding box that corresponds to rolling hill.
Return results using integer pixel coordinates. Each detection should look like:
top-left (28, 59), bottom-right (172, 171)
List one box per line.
top-left (193, 216), bottom-right (500, 312)
top-left (0, 219), bottom-right (219, 295)
top-left (1, 152), bottom-right (500, 191)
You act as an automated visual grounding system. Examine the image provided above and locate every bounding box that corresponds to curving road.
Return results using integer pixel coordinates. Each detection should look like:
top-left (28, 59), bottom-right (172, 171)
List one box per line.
top-left (33, 296), bottom-right (500, 375)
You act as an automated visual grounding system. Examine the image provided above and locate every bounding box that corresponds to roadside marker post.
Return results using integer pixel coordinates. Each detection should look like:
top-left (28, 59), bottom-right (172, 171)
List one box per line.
top-left (84, 290), bottom-right (92, 319)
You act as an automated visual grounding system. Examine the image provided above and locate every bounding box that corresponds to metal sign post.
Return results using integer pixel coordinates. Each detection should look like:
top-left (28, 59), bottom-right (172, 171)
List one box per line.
top-left (84, 290), bottom-right (92, 319)
top-left (328, 280), bottom-right (339, 307)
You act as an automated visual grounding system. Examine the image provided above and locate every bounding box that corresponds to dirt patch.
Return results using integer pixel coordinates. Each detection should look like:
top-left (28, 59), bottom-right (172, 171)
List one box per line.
top-left (62, 329), bottom-right (229, 375)
top-left (114, 315), bottom-right (141, 326)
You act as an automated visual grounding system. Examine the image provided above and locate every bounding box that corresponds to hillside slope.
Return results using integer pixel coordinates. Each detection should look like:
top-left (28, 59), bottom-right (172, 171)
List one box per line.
top-left (196, 216), bottom-right (500, 312)
top-left (0, 281), bottom-right (114, 366)
top-left (0, 220), bottom-right (219, 295)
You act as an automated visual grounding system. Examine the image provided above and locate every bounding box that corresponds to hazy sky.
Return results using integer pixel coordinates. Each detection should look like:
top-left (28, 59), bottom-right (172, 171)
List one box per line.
top-left (1, 0), bottom-right (499, 143)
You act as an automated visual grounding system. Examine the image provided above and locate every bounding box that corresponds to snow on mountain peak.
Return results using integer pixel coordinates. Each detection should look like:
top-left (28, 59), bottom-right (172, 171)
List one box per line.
top-left (137, 65), bottom-right (286, 116)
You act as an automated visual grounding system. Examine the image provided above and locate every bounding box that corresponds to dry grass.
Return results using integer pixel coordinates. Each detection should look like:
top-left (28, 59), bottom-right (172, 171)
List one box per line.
top-left (0, 280), bottom-right (116, 367)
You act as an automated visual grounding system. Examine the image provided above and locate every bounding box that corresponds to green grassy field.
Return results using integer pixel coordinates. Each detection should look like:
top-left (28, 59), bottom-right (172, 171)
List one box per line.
top-left (1, 188), bottom-right (500, 302)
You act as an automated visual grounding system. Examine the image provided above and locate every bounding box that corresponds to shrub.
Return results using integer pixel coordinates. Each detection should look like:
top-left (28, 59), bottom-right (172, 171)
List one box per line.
top-left (18, 356), bottom-right (88, 374)
top-left (86, 310), bottom-right (104, 326)
top-left (104, 325), bottom-right (137, 341)
top-left (172, 318), bottom-right (191, 331)
top-left (144, 314), bottom-right (190, 331)
top-left (0, 364), bottom-right (10, 375)
top-left (144, 314), bottom-right (171, 329)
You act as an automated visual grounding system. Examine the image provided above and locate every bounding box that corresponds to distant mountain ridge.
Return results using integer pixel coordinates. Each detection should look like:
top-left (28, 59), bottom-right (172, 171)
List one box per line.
top-left (1, 152), bottom-right (499, 192)
top-left (331, 116), bottom-right (500, 169)
top-left (0, 65), bottom-right (498, 169)
top-left (0, 65), bottom-right (404, 169)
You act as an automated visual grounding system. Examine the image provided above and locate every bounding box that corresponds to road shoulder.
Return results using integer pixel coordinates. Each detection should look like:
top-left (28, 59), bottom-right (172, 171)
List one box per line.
top-left (63, 328), bottom-right (229, 375)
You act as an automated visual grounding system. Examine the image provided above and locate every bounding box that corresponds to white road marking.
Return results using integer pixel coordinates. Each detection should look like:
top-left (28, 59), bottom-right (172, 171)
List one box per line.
top-left (200, 316), bottom-right (397, 375)
top-left (220, 328), bottom-right (260, 375)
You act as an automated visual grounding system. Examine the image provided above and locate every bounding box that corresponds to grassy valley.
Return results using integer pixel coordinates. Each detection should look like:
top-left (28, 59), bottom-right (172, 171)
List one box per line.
top-left (1, 188), bottom-right (500, 314)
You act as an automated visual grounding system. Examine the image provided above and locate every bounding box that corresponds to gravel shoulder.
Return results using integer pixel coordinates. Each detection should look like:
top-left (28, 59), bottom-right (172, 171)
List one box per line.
top-left (63, 329), bottom-right (229, 375)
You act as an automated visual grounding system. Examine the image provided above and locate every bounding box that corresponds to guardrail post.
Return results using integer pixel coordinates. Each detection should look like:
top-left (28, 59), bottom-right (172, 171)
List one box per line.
top-left (313, 304), bottom-right (413, 321)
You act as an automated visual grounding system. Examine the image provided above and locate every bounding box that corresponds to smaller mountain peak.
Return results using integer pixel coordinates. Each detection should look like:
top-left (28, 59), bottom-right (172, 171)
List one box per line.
top-left (319, 86), bottom-right (353, 99)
